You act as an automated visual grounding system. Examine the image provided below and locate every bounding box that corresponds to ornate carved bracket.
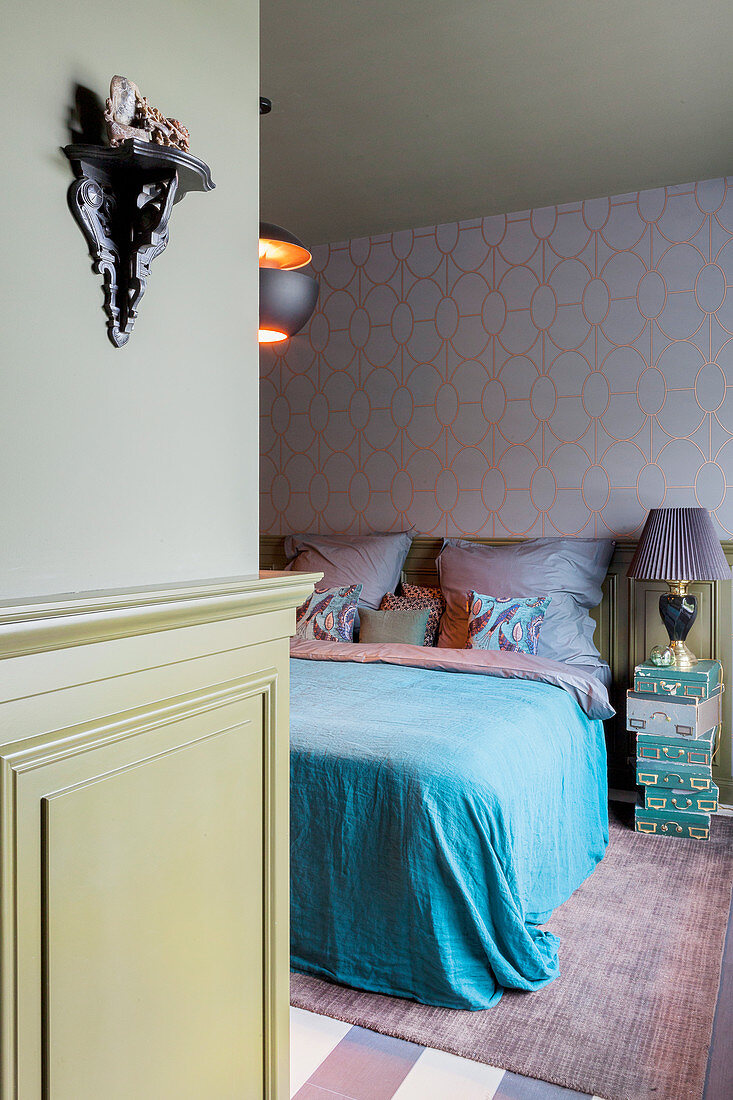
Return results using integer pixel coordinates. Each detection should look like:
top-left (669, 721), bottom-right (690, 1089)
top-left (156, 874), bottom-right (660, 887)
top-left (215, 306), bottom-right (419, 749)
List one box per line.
top-left (63, 140), bottom-right (214, 347)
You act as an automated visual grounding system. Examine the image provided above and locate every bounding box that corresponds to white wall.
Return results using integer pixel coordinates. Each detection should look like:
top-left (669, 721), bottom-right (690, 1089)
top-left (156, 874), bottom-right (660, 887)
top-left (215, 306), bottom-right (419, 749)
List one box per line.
top-left (0, 0), bottom-right (260, 599)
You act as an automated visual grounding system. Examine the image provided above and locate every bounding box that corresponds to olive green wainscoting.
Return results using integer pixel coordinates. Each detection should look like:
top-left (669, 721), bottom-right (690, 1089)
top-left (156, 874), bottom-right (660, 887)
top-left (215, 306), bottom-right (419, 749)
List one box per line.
top-left (261, 535), bottom-right (733, 805)
top-left (0, 570), bottom-right (319, 1100)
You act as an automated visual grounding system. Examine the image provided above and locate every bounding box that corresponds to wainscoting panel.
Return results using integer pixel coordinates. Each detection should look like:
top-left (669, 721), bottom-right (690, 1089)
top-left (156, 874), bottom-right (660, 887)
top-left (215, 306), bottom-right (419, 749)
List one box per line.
top-left (0, 572), bottom-right (319, 1099)
top-left (631, 580), bottom-right (714, 667)
top-left (39, 686), bottom-right (266, 1100)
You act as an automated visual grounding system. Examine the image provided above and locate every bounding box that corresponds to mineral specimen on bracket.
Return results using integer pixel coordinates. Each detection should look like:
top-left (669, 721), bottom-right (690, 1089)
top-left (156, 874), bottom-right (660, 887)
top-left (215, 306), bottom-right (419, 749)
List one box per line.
top-left (104, 75), bottom-right (190, 151)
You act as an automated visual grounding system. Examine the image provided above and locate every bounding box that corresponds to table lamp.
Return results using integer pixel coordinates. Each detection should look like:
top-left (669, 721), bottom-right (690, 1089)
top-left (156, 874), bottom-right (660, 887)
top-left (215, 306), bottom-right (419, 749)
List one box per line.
top-left (627, 507), bottom-right (731, 670)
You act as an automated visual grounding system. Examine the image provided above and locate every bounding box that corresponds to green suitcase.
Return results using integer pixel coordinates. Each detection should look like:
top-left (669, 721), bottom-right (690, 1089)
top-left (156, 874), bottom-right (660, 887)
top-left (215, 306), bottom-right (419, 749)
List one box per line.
top-left (635, 804), bottom-right (711, 840)
top-left (633, 659), bottom-right (721, 700)
top-left (636, 759), bottom-right (713, 791)
top-left (644, 783), bottom-right (719, 814)
top-left (636, 730), bottom-right (714, 769)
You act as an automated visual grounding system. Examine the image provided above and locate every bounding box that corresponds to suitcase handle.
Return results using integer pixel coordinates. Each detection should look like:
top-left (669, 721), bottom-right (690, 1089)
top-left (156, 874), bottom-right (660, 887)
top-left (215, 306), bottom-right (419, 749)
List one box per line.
top-left (660, 821), bottom-right (684, 834)
top-left (662, 747), bottom-right (685, 759)
top-left (658, 681), bottom-right (681, 694)
top-left (651, 711), bottom-right (671, 721)
top-left (672, 796), bottom-right (693, 809)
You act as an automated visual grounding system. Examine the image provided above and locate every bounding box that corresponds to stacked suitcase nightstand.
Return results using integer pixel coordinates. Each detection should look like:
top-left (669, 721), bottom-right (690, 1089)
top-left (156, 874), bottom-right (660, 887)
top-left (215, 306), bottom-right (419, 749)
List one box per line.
top-left (629, 659), bottom-right (722, 840)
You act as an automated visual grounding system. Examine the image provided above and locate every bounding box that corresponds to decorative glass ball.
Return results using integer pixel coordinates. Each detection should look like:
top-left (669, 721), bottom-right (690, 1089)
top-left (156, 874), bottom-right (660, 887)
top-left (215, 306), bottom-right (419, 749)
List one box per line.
top-left (649, 644), bottom-right (674, 667)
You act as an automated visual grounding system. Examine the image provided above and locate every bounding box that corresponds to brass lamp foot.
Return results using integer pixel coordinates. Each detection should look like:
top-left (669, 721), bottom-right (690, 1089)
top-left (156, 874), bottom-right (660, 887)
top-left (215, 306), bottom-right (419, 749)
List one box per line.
top-left (668, 639), bottom-right (698, 670)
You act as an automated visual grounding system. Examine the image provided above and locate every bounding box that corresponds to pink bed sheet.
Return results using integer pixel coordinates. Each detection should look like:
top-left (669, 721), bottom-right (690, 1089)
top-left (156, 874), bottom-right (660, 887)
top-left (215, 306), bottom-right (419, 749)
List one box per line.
top-left (289, 638), bottom-right (614, 720)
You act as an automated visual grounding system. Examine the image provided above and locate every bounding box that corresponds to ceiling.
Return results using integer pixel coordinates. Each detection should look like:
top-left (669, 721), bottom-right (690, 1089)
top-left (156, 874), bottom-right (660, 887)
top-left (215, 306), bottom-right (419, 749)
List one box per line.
top-left (260, 1), bottom-right (733, 245)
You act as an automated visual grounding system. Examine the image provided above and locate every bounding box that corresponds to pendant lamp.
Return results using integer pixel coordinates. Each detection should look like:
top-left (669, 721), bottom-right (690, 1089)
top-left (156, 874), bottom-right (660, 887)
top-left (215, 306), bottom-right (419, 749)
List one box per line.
top-left (258, 221), bottom-right (319, 343)
top-left (258, 94), bottom-right (318, 343)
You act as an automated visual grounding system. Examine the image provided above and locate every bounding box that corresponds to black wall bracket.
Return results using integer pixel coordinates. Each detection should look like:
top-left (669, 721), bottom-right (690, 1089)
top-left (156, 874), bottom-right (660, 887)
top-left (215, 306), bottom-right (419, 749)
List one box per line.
top-left (63, 139), bottom-right (214, 348)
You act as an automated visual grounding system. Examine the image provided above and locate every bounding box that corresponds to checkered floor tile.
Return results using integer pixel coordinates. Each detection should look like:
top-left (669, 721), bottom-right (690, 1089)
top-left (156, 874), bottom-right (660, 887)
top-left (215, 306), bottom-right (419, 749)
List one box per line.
top-left (290, 1008), bottom-right (597, 1100)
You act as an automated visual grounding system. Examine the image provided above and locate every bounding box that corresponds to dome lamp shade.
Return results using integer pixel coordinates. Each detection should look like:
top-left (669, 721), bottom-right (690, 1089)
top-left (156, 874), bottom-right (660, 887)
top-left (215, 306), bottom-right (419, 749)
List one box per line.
top-left (259, 221), bottom-right (312, 270)
top-left (259, 267), bottom-right (319, 343)
top-left (258, 222), bottom-right (319, 343)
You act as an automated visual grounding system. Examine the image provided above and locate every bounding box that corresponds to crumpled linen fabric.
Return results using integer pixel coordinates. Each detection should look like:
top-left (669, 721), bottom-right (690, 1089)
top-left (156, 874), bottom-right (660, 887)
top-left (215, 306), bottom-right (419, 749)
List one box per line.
top-left (289, 643), bottom-right (610, 1010)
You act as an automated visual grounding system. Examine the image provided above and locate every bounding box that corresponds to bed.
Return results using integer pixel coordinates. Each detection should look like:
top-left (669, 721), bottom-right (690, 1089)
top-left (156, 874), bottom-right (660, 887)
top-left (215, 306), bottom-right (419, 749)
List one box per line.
top-left (289, 638), bottom-right (613, 1010)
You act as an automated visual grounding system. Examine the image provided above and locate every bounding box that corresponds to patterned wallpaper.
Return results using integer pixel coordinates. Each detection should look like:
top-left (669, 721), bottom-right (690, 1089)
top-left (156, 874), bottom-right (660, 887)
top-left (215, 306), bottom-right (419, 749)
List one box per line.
top-left (260, 177), bottom-right (733, 539)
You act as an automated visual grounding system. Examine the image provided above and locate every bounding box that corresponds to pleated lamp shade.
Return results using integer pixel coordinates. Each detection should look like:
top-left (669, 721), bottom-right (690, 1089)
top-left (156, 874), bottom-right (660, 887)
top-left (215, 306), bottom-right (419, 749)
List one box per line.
top-left (627, 508), bottom-right (731, 581)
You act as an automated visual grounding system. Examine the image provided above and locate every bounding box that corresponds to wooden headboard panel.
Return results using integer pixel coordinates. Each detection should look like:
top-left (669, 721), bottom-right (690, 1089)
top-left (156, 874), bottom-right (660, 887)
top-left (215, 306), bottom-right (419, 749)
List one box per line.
top-left (260, 534), bottom-right (733, 801)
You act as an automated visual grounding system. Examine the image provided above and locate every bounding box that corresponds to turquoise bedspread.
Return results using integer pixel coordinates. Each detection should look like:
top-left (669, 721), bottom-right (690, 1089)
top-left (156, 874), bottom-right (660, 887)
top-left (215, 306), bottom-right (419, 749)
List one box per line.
top-left (290, 657), bottom-right (608, 1009)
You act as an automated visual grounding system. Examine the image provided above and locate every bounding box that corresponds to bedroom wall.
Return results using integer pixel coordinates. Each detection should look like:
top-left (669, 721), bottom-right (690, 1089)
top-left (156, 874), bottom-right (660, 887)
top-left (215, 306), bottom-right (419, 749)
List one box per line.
top-left (0, 0), bottom-right (259, 600)
top-left (261, 177), bottom-right (733, 539)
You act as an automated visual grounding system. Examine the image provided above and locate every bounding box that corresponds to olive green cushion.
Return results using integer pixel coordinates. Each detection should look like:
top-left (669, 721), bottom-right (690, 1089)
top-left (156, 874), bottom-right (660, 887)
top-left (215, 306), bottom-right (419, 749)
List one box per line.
top-left (358, 607), bottom-right (431, 646)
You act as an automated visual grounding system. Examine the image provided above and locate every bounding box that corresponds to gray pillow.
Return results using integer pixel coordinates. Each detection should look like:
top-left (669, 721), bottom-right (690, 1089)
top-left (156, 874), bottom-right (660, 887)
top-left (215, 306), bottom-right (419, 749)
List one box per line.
top-left (285, 532), bottom-right (413, 610)
top-left (436, 537), bottom-right (615, 669)
top-left (358, 608), bottom-right (431, 646)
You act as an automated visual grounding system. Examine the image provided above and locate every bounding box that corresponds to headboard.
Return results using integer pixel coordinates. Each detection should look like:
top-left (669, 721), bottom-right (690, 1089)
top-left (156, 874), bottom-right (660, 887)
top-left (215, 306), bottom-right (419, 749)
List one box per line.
top-left (260, 534), bottom-right (733, 801)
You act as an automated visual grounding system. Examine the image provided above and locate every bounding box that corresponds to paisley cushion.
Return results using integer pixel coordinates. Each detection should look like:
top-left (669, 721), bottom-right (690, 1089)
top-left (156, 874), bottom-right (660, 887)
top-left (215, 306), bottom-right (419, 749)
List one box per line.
top-left (296, 584), bottom-right (363, 643)
top-left (380, 583), bottom-right (446, 646)
top-left (466, 592), bottom-right (551, 655)
top-left (437, 537), bottom-right (614, 672)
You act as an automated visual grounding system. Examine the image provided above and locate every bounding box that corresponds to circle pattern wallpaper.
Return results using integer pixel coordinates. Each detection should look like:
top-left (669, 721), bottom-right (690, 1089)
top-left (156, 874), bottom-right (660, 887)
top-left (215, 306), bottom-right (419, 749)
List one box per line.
top-left (261, 178), bottom-right (733, 538)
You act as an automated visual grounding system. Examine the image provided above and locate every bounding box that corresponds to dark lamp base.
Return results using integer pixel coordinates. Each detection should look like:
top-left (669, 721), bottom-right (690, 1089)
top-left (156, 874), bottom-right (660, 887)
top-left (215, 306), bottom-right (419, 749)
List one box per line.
top-left (659, 583), bottom-right (698, 670)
